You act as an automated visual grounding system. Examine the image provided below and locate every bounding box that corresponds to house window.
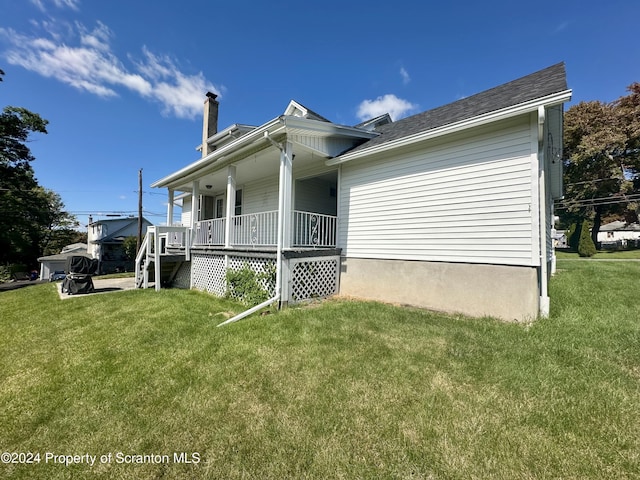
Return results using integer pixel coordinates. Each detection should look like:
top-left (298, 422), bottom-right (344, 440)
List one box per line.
top-left (235, 189), bottom-right (242, 216)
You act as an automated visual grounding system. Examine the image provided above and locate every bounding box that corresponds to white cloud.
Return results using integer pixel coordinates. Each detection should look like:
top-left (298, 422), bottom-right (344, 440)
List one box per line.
top-left (30, 0), bottom-right (80, 11)
top-left (0, 21), bottom-right (220, 119)
top-left (356, 94), bottom-right (418, 121)
top-left (54, 0), bottom-right (81, 9)
top-left (400, 67), bottom-right (410, 85)
top-left (133, 48), bottom-right (220, 118)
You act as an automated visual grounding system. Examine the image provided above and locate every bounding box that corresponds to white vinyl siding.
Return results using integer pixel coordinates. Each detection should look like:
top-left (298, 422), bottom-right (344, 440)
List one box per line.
top-left (339, 116), bottom-right (538, 266)
top-left (242, 176), bottom-right (279, 214)
top-left (181, 197), bottom-right (192, 227)
top-left (295, 177), bottom-right (337, 215)
top-left (242, 162), bottom-right (338, 215)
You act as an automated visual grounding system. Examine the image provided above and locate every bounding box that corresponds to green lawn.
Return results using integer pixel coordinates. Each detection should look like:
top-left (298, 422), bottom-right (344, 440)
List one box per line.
top-left (1, 260), bottom-right (639, 479)
top-left (556, 248), bottom-right (640, 259)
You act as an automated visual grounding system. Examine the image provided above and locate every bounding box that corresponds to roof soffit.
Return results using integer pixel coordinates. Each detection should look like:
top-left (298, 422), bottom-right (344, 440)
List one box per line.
top-left (153, 116), bottom-right (377, 189)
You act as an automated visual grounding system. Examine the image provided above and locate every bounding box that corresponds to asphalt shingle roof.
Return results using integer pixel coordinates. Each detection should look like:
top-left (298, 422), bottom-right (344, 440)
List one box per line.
top-left (347, 63), bottom-right (568, 154)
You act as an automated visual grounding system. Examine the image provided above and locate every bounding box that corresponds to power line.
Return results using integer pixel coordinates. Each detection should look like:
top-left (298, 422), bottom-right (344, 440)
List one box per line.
top-left (556, 195), bottom-right (640, 210)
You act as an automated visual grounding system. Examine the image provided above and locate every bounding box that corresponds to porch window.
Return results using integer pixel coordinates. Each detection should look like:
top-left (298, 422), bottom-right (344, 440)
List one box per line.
top-left (199, 195), bottom-right (215, 220)
top-left (235, 189), bottom-right (242, 215)
top-left (215, 197), bottom-right (224, 218)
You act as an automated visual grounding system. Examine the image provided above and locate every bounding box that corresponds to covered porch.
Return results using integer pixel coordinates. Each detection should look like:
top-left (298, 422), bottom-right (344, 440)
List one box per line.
top-left (137, 100), bottom-right (374, 315)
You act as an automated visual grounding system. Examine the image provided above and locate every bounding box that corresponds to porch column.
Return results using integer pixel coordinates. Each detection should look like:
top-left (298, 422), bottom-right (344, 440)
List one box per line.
top-left (167, 189), bottom-right (174, 226)
top-left (224, 165), bottom-right (236, 247)
top-left (281, 141), bottom-right (293, 249)
top-left (276, 141), bottom-right (294, 305)
top-left (190, 181), bottom-right (199, 231)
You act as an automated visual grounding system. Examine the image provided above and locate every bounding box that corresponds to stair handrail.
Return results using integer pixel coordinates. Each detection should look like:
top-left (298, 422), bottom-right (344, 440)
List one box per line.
top-left (134, 231), bottom-right (150, 288)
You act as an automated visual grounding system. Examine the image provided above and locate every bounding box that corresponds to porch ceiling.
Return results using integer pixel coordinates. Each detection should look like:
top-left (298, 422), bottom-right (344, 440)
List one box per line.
top-left (172, 142), bottom-right (328, 195)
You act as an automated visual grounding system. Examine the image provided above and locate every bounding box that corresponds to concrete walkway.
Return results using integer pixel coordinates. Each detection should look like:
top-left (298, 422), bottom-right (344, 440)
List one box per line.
top-left (57, 277), bottom-right (137, 300)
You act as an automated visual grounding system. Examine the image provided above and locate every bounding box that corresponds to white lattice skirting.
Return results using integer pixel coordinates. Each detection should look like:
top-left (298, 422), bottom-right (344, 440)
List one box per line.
top-left (185, 253), bottom-right (340, 303)
top-left (289, 256), bottom-right (340, 302)
top-left (191, 254), bottom-right (227, 296)
top-left (228, 256), bottom-right (276, 297)
top-left (172, 262), bottom-right (191, 290)
top-left (190, 253), bottom-right (276, 298)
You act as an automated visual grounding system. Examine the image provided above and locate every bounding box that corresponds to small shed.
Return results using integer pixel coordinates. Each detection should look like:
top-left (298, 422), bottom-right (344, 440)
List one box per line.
top-left (38, 243), bottom-right (89, 281)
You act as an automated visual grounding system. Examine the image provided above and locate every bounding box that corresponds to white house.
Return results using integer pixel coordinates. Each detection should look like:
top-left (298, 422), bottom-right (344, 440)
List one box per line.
top-left (137, 63), bottom-right (571, 322)
top-left (597, 221), bottom-right (640, 249)
top-left (88, 216), bottom-right (152, 273)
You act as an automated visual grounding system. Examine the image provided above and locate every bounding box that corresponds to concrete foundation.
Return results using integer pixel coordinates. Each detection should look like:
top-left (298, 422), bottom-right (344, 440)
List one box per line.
top-left (339, 257), bottom-right (540, 322)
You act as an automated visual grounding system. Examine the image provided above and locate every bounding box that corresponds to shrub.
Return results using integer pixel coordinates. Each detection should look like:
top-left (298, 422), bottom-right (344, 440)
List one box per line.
top-left (0, 265), bottom-right (11, 283)
top-left (566, 223), bottom-right (578, 250)
top-left (226, 263), bottom-right (276, 306)
top-left (578, 220), bottom-right (597, 257)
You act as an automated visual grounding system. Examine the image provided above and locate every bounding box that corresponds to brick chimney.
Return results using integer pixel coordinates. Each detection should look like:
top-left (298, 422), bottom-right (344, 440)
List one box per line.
top-left (202, 92), bottom-right (219, 157)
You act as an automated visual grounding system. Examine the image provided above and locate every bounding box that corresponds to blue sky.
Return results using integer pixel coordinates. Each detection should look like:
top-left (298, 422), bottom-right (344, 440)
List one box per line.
top-left (1, 0), bottom-right (639, 229)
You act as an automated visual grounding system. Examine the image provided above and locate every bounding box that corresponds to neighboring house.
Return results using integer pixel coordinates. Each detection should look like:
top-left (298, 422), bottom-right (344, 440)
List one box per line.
top-left (38, 243), bottom-right (88, 280)
top-left (88, 216), bottom-right (152, 273)
top-left (553, 230), bottom-right (568, 249)
top-left (597, 221), bottom-right (640, 249)
top-left (137, 63), bottom-right (571, 321)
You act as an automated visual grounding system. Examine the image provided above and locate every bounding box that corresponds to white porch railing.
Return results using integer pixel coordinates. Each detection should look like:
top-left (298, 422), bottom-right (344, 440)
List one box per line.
top-left (194, 218), bottom-right (225, 245)
top-left (293, 211), bottom-right (337, 247)
top-left (232, 210), bottom-right (279, 246)
top-left (165, 225), bottom-right (188, 247)
top-left (192, 210), bottom-right (337, 248)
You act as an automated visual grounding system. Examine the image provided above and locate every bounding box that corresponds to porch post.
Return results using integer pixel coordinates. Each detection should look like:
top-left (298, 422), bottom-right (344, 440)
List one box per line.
top-left (277, 141), bottom-right (294, 305)
top-left (190, 181), bottom-right (199, 231)
top-left (154, 227), bottom-right (161, 292)
top-left (167, 189), bottom-right (174, 226)
top-left (282, 141), bottom-right (293, 249)
top-left (224, 165), bottom-right (236, 247)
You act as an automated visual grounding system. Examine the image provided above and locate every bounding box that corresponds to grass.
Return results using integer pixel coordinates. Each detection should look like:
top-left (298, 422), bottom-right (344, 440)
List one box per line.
top-left (0, 261), bottom-right (639, 479)
top-left (556, 248), bottom-right (640, 259)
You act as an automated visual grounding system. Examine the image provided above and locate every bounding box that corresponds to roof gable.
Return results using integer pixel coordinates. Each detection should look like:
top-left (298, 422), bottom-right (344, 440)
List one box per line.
top-left (284, 100), bottom-right (331, 122)
top-left (345, 63), bottom-right (568, 154)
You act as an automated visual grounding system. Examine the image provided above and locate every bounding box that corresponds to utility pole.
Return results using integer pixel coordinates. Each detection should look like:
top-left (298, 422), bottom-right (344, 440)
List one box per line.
top-left (137, 168), bottom-right (143, 253)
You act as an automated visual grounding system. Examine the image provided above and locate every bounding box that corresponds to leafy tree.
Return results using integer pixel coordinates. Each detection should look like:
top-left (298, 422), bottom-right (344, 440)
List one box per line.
top-left (35, 188), bottom-right (80, 254)
top-left (122, 235), bottom-right (138, 261)
top-left (1, 69), bottom-right (79, 265)
top-left (563, 83), bottom-right (640, 246)
top-left (43, 229), bottom-right (87, 257)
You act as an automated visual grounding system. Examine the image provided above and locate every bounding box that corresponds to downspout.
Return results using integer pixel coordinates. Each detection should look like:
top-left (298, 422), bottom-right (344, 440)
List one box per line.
top-left (217, 130), bottom-right (287, 327)
top-left (537, 105), bottom-right (550, 318)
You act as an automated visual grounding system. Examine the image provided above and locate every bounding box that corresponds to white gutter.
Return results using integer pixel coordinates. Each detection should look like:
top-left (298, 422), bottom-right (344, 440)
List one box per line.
top-left (327, 90), bottom-right (572, 166)
top-left (216, 294), bottom-right (280, 327)
top-left (217, 131), bottom-right (289, 327)
top-left (538, 105), bottom-right (550, 318)
top-left (151, 118), bottom-right (286, 189)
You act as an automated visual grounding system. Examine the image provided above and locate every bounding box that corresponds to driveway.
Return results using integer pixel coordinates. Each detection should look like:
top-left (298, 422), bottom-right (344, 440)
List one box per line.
top-left (57, 276), bottom-right (138, 300)
top-left (0, 279), bottom-right (47, 292)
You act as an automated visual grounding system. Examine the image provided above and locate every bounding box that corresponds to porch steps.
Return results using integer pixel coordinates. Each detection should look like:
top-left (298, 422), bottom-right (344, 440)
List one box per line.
top-left (136, 255), bottom-right (184, 288)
